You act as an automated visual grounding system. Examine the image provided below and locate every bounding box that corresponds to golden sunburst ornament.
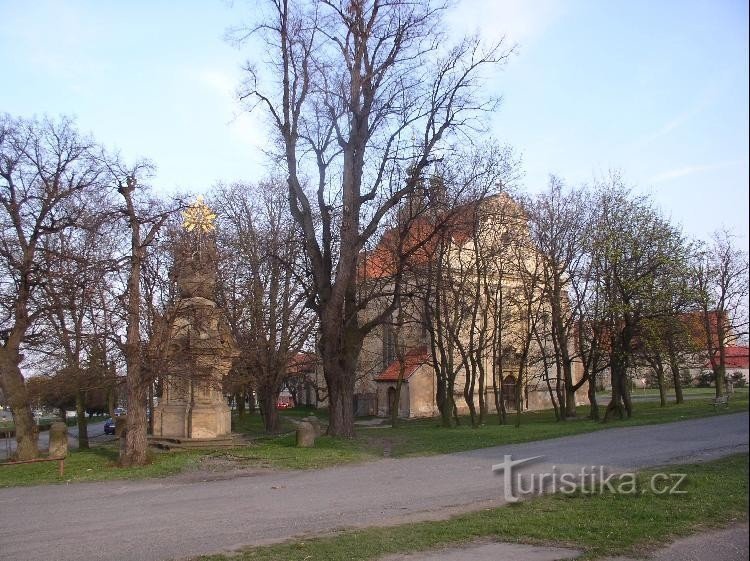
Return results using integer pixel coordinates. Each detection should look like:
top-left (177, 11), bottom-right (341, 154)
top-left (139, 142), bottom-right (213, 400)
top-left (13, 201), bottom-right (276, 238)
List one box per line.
top-left (182, 195), bottom-right (217, 233)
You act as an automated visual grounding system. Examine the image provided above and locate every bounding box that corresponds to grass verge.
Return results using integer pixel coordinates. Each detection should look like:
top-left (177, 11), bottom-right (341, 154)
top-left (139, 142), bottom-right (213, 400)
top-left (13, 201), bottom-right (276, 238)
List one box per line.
top-left (198, 454), bottom-right (749, 561)
top-left (0, 446), bottom-right (205, 487)
top-left (378, 390), bottom-right (748, 457)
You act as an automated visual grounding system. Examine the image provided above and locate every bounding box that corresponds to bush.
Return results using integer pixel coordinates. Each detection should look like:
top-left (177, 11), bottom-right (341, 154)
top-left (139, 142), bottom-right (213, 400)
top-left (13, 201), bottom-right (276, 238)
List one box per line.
top-left (695, 370), bottom-right (714, 388)
top-left (729, 371), bottom-right (747, 388)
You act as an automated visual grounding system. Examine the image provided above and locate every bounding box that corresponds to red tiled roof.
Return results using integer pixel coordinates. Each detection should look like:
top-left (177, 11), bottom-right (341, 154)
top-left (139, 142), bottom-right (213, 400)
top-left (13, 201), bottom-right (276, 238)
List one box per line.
top-left (359, 194), bottom-right (523, 281)
top-left (374, 346), bottom-right (430, 382)
top-left (287, 352), bottom-right (318, 374)
top-left (705, 346), bottom-right (749, 370)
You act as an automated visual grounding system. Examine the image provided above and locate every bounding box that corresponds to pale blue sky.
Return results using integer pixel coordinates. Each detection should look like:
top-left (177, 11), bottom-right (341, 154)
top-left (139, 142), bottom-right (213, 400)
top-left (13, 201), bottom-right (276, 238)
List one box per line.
top-left (1, 0), bottom-right (747, 249)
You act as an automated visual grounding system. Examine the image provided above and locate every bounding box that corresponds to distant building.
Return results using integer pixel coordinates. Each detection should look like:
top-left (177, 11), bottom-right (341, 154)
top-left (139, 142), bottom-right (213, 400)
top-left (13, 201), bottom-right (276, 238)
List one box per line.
top-left (353, 192), bottom-right (585, 419)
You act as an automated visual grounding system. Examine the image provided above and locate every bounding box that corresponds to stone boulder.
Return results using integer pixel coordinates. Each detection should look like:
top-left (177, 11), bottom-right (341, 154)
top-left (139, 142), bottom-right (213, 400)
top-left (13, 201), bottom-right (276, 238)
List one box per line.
top-left (48, 422), bottom-right (68, 459)
top-left (302, 416), bottom-right (323, 437)
top-left (296, 421), bottom-right (316, 448)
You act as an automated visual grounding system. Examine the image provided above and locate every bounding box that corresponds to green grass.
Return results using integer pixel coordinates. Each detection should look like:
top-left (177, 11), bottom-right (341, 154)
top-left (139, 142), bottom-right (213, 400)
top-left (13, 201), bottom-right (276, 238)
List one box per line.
top-left (0, 409), bottom-right (369, 487)
top-left (0, 446), bottom-right (205, 487)
top-left (375, 391), bottom-right (748, 457)
top-left (602, 387), bottom-right (744, 400)
top-left (198, 454), bottom-right (749, 561)
top-left (215, 435), bottom-right (375, 470)
top-left (0, 394), bottom-right (746, 488)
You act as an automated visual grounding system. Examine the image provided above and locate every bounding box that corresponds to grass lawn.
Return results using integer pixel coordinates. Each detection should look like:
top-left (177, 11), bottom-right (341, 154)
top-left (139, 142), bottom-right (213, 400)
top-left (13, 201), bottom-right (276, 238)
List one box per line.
top-left (0, 446), bottom-right (206, 487)
top-left (601, 386), bottom-right (741, 400)
top-left (376, 390), bottom-right (748, 457)
top-left (0, 394), bottom-right (746, 487)
top-left (197, 454), bottom-right (749, 561)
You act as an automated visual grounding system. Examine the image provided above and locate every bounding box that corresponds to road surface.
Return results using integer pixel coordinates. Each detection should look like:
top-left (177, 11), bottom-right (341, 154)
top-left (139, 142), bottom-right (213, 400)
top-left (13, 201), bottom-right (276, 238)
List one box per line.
top-left (0, 413), bottom-right (747, 561)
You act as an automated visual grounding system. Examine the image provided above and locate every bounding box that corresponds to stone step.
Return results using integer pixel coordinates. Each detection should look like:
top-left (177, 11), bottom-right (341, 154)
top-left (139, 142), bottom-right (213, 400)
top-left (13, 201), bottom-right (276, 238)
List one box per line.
top-left (148, 436), bottom-right (235, 450)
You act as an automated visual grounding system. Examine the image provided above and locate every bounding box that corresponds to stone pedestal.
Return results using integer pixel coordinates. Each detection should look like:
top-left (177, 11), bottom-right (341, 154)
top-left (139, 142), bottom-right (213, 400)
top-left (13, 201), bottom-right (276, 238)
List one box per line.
top-left (153, 402), bottom-right (231, 440)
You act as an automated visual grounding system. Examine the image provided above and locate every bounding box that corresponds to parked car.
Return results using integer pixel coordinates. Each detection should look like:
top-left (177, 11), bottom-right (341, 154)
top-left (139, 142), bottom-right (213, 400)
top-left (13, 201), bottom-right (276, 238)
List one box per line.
top-left (276, 401), bottom-right (293, 410)
top-left (103, 418), bottom-right (116, 435)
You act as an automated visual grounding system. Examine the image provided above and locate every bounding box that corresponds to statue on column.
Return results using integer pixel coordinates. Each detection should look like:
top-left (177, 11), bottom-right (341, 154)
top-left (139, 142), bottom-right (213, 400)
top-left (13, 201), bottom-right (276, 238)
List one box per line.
top-left (151, 196), bottom-right (238, 444)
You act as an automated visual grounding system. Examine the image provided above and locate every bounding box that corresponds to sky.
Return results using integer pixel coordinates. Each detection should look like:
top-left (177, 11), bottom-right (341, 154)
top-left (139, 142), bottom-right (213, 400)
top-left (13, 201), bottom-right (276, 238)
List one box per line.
top-left (1, 0), bottom-right (748, 250)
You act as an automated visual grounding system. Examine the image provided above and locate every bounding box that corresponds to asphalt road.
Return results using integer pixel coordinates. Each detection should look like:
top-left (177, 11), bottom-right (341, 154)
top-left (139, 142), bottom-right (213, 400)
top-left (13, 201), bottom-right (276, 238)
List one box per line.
top-left (0, 413), bottom-right (747, 561)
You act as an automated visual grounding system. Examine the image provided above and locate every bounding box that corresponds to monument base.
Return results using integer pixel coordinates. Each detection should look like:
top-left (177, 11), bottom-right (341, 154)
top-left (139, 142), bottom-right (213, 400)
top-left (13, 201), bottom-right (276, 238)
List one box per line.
top-left (152, 402), bottom-right (231, 440)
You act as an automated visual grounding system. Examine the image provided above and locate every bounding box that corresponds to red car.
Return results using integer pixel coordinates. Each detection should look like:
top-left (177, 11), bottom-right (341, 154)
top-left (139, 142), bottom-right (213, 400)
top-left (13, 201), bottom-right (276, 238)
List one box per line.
top-left (276, 401), bottom-right (293, 410)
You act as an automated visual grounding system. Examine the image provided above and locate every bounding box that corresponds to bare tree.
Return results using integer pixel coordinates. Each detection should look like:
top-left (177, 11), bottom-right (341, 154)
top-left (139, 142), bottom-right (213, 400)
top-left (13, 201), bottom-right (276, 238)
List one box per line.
top-left (37, 198), bottom-right (118, 448)
top-left (0, 115), bottom-right (103, 460)
top-left (691, 231), bottom-right (749, 397)
top-left (214, 181), bottom-right (314, 433)
top-left (508, 236), bottom-right (547, 428)
top-left (526, 177), bottom-right (589, 418)
top-left (234, 0), bottom-right (513, 436)
top-left (111, 163), bottom-right (176, 466)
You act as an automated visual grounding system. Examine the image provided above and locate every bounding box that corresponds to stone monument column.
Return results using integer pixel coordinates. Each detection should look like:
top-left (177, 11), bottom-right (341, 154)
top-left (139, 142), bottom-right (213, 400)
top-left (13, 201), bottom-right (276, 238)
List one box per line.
top-left (151, 196), bottom-right (238, 442)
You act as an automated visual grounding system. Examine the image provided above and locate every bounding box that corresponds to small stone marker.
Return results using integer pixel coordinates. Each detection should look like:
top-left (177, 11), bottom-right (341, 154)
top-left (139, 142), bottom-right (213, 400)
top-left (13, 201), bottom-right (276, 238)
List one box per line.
top-left (48, 422), bottom-right (68, 459)
top-left (302, 415), bottom-right (323, 437)
top-left (296, 421), bottom-right (316, 448)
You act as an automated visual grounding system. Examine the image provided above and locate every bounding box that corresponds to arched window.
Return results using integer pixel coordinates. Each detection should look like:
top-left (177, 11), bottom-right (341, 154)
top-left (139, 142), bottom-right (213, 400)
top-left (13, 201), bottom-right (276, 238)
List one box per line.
top-left (502, 374), bottom-right (517, 410)
top-left (383, 317), bottom-right (396, 367)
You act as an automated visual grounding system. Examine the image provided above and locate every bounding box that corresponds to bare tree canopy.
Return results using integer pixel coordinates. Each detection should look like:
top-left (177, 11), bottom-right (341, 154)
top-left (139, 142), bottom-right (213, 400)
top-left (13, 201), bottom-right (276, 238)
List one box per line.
top-left (0, 115), bottom-right (105, 460)
top-left (234, 0), bottom-right (514, 435)
top-left (213, 181), bottom-right (315, 433)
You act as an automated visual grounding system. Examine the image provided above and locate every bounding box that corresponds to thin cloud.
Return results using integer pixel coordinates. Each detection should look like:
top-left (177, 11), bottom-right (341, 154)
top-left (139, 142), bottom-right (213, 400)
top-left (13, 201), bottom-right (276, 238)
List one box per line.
top-left (649, 160), bottom-right (744, 184)
top-left (636, 83), bottom-right (724, 149)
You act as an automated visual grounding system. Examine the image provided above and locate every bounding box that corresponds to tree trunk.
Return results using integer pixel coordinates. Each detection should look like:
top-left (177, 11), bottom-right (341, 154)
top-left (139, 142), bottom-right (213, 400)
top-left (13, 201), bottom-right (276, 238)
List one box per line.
top-left (604, 356), bottom-right (628, 421)
top-left (477, 363), bottom-right (487, 425)
top-left (147, 382), bottom-right (154, 436)
top-left (321, 348), bottom-right (356, 436)
top-left (667, 340), bottom-right (684, 404)
top-left (556, 375), bottom-right (566, 420)
top-left (492, 369), bottom-right (506, 425)
top-left (587, 372), bottom-right (599, 420)
top-left (326, 372), bottom-right (355, 437)
top-left (655, 363), bottom-right (667, 407)
top-left (390, 381), bottom-right (402, 429)
top-left (714, 365), bottom-right (726, 397)
top-left (319, 324), bottom-right (358, 437)
top-left (0, 352), bottom-right (39, 460)
top-left (258, 386), bottom-right (281, 433)
top-left (544, 370), bottom-right (560, 421)
top-left (668, 355), bottom-right (684, 405)
top-left (604, 329), bottom-right (633, 421)
top-left (436, 370), bottom-right (452, 427)
top-left (235, 392), bottom-right (246, 417)
top-left (564, 372), bottom-right (577, 418)
top-left (107, 386), bottom-right (116, 420)
top-left (462, 363), bottom-right (478, 428)
top-left (75, 390), bottom-right (89, 450)
top-left (122, 378), bottom-right (149, 467)
top-left (514, 374), bottom-right (523, 428)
